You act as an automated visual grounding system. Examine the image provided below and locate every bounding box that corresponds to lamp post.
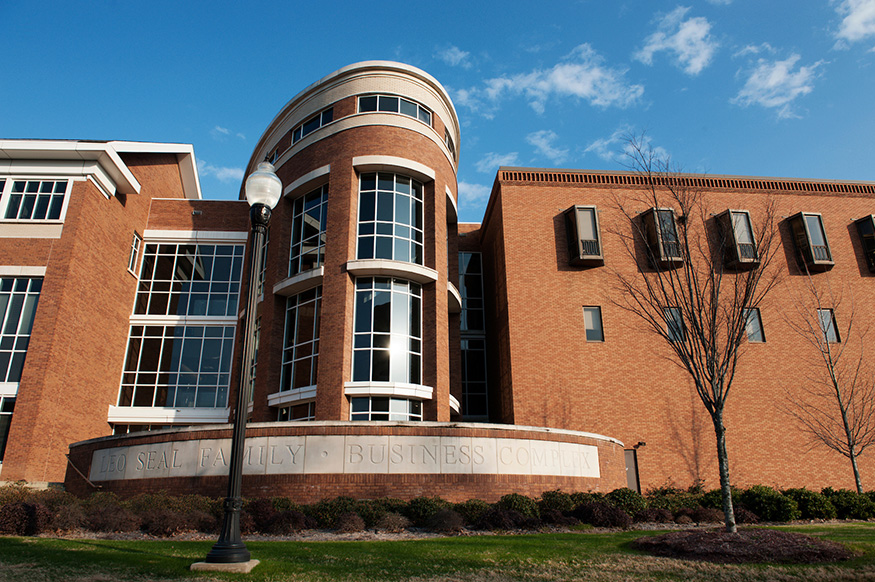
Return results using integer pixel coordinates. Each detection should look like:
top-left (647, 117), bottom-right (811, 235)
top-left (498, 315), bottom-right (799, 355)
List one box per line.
top-left (203, 161), bottom-right (281, 567)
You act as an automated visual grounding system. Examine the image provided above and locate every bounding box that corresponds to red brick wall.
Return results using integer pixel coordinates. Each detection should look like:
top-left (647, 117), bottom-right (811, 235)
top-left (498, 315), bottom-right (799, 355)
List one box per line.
top-left (478, 173), bottom-right (875, 492)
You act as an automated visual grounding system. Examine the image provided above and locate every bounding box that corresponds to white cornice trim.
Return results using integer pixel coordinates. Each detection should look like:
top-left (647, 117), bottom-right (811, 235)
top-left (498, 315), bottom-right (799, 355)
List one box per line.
top-left (0, 266), bottom-right (47, 277)
top-left (273, 267), bottom-right (324, 297)
top-left (352, 155), bottom-right (435, 182)
top-left (345, 259), bottom-right (438, 284)
top-left (344, 382), bottom-right (434, 400)
top-left (446, 185), bottom-right (457, 224)
top-left (267, 387), bottom-right (317, 407)
top-left (107, 406), bottom-right (231, 424)
top-left (142, 230), bottom-right (248, 242)
top-left (448, 282), bottom-right (462, 314)
top-left (284, 165), bottom-right (330, 198)
top-left (0, 223), bottom-right (63, 239)
top-left (449, 394), bottom-right (461, 413)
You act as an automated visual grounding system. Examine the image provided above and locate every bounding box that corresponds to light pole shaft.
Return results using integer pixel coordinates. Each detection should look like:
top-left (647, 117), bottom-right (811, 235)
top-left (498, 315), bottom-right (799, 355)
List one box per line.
top-left (205, 203), bottom-right (270, 563)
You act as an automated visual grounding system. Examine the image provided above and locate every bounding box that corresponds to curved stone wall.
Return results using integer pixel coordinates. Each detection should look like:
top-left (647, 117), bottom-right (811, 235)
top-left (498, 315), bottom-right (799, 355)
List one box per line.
top-left (65, 422), bottom-right (626, 502)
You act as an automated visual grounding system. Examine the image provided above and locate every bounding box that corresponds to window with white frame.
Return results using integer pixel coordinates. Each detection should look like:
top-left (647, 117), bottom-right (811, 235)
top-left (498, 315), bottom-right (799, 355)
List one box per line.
top-left (744, 308), bottom-right (765, 342)
top-left (0, 179), bottom-right (70, 221)
top-left (292, 107), bottom-right (333, 144)
top-left (117, 325), bottom-right (235, 408)
top-left (817, 309), bottom-right (840, 343)
top-left (280, 287), bottom-right (321, 392)
top-left (352, 277), bottom-right (421, 384)
top-left (664, 307), bottom-right (685, 342)
top-left (350, 396), bottom-right (422, 421)
top-left (357, 173), bottom-right (424, 265)
top-left (128, 232), bottom-right (142, 274)
top-left (583, 306), bottom-right (604, 342)
top-left (0, 278), bottom-right (41, 384)
top-left (789, 212), bottom-right (833, 270)
top-left (0, 396), bottom-right (15, 462)
top-left (277, 401), bottom-right (315, 421)
top-left (642, 208), bottom-right (683, 266)
top-left (289, 185), bottom-right (328, 276)
top-left (134, 243), bottom-right (244, 317)
top-left (358, 95), bottom-right (432, 125)
top-left (564, 205), bottom-right (604, 266)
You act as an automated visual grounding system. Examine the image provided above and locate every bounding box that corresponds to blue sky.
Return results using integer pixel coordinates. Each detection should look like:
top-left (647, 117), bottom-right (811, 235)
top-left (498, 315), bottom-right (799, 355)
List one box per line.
top-left (2, 1), bottom-right (874, 223)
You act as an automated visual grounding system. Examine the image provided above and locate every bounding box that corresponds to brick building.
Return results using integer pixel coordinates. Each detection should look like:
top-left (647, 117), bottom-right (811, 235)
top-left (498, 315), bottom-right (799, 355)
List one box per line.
top-left (1, 62), bottom-right (874, 499)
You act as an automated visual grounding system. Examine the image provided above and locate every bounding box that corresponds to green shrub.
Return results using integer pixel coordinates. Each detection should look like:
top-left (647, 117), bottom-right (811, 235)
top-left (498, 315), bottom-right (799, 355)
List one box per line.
top-left (427, 508), bottom-right (465, 533)
top-left (334, 512), bottom-right (365, 533)
top-left (632, 507), bottom-right (673, 523)
top-left (475, 507), bottom-right (538, 530)
top-left (644, 484), bottom-right (703, 512)
top-left (822, 488), bottom-right (875, 520)
top-left (539, 490), bottom-right (574, 513)
top-left (497, 493), bottom-right (539, 519)
top-left (453, 499), bottom-right (490, 525)
top-left (267, 510), bottom-right (314, 534)
top-left (737, 485), bottom-right (800, 522)
top-left (404, 496), bottom-right (451, 527)
top-left (572, 501), bottom-right (631, 529)
top-left (700, 488), bottom-right (741, 510)
top-left (306, 496), bottom-right (360, 528)
top-left (140, 508), bottom-right (197, 537)
top-left (353, 499), bottom-right (388, 528)
top-left (52, 503), bottom-right (87, 532)
top-left (569, 491), bottom-right (604, 510)
top-left (271, 497), bottom-right (302, 513)
top-left (605, 488), bottom-right (646, 515)
top-left (783, 488), bottom-right (837, 520)
top-left (376, 512), bottom-right (410, 532)
top-left (691, 507), bottom-right (724, 524)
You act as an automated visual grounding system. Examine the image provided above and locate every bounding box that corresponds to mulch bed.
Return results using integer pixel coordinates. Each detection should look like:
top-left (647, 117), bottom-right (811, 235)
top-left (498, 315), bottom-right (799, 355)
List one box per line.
top-left (632, 528), bottom-right (858, 564)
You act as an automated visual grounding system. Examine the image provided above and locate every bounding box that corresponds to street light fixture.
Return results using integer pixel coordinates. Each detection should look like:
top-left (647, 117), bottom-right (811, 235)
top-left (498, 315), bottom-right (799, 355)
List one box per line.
top-left (199, 161), bottom-right (281, 569)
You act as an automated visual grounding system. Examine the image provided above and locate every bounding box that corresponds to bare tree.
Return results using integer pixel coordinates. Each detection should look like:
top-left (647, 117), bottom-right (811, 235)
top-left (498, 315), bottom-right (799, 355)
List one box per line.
top-left (783, 275), bottom-right (875, 493)
top-left (610, 134), bottom-right (781, 532)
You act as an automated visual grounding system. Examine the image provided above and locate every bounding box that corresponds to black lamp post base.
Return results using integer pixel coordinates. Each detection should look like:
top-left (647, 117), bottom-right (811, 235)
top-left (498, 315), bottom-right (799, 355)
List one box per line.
top-left (205, 539), bottom-right (252, 564)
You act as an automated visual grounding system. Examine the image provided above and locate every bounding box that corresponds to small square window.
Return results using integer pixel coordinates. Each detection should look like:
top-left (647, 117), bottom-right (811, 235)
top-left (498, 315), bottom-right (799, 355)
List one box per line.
top-left (664, 307), bottom-right (685, 342)
top-left (744, 308), bottom-right (765, 342)
top-left (817, 309), bottom-right (840, 343)
top-left (583, 306), bottom-right (604, 342)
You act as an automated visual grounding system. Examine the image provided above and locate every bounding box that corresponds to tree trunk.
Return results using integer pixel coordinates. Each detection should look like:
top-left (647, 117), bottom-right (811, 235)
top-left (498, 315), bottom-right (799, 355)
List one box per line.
top-left (712, 408), bottom-right (737, 533)
top-left (850, 447), bottom-right (863, 494)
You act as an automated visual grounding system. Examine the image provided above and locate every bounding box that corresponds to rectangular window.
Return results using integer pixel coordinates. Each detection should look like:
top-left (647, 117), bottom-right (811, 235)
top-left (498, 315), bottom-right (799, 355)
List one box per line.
top-left (744, 308), bottom-right (765, 342)
top-left (445, 130), bottom-right (456, 160)
top-left (357, 173), bottom-right (424, 265)
top-left (277, 401), bottom-right (315, 421)
top-left (564, 205), bottom-right (603, 266)
top-left (583, 306), bottom-right (604, 342)
top-left (134, 243), bottom-right (244, 317)
top-left (358, 94), bottom-right (431, 126)
top-left (0, 278), bottom-right (41, 384)
top-left (117, 325), bottom-right (236, 408)
top-left (292, 107), bottom-right (333, 144)
top-left (789, 212), bottom-right (833, 271)
top-left (0, 396), bottom-right (15, 462)
top-left (461, 338), bottom-right (488, 419)
top-left (642, 208), bottom-right (683, 266)
top-left (350, 396), bottom-right (422, 421)
top-left (352, 277), bottom-right (422, 384)
top-left (854, 215), bottom-right (875, 273)
top-left (280, 287), bottom-right (321, 392)
top-left (1, 179), bottom-right (69, 221)
top-left (717, 210), bottom-right (759, 267)
top-left (664, 307), bottom-right (685, 342)
top-left (817, 309), bottom-right (840, 343)
top-left (128, 232), bottom-right (142, 274)
top-left (289, 185), bottom-right (328, 276)
top-left (459, 252), bottom-right (484, 332)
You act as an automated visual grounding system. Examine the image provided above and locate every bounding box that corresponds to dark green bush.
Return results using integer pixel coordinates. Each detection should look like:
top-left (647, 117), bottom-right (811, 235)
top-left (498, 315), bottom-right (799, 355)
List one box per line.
top-left (245, 497), bottom-right (278, 532)
top-left (475, 507), bottom-right (538, 530)
top-left (633, 507), bottom-right (673, 523)
top-left (644, 484), bottom-right (703, 512)
top-left (569, 491), bottom-right (604, 510)
top-left (353, 499), bottom-right (388, 528)
top-left (82, 493), bottom-right (140, 533)
top-left (307, 496), bottom-right (360, 528)
top-left (572, 502), bottom-right (632, 529)
top-left (783, 488), bottom-right (837, 520)
top-left (605, 488), bottom-right (646, 515)
top-left (271, 497), bottom-right (302, 513)
top-left (700, 488), bottom-right (741, 511)
top-left (738, 485), bottom-right (800, 522)
top-left (538, 490), bottom-right (574, 513)
top-left (497, 493), bottom-right (539, 519)
top-left (822, 488), bottom-right (875, 520)
top-left (540, 508), bottom-right (579, 526)
top-left (404, 496), bottom-right (450, 527)
top-left (453, 499), bottom-right (490, 525)
top-left (691, 507), bottom-right (724, 524)
top-left (427, 508), bottom-right (465, 533)
top-left (52, 503), bottom-right (87, 532)
top-left (0, 502), bottom-right (52, 535)
top-left (734, 507), bottom-right (759, 524)
top-left (140, 508), bottom-right (196, 537)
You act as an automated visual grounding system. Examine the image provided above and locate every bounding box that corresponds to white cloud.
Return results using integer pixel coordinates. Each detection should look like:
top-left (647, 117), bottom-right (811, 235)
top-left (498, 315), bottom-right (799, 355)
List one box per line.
top-left (475, 152), bottom-right (519, 173)
top-left (584, 127), bottom-right (670, 165)
top-left (834, 0), bottom-right (875, 44)
top-left (457, 181), bottom-right (492, 211)
top-left (437, 46), bottom-right (472, 68)
top-left (469, 44), bottom-right (643, 114)
top-left (731, 54), bottom-right (823, 119)
top-left (706, 0), bottom-right (732, 4)
top-left (635, 6), bottom-right (718, 75)
top-left (210, 125), bottom-right (245, 141)
top-left (733, 43), bottom-right (775, 58)
top-left (198, 159), bottom-right (245, 183)
top-left (526, 130), bottom-right (570, 164)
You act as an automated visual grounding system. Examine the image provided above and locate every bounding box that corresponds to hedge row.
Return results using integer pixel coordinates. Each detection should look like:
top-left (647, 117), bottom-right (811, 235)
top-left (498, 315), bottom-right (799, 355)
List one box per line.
top-left (0, 482), bottom-right (872, 537)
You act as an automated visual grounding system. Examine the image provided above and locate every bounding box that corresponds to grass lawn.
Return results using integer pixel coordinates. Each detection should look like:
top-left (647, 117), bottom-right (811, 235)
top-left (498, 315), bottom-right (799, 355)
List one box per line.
top-left (2, 524), bottom-right (875, 582)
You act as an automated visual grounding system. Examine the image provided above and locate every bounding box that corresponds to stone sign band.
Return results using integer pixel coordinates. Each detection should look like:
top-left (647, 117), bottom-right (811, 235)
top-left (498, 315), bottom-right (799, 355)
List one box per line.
top-left (89, 435), bottom-right (600, 482)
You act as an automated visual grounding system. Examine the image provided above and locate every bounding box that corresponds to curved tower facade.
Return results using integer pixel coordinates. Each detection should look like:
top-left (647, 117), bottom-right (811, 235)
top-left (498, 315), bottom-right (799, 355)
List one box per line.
top-left (243, 61), bottom-right (462, 424)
